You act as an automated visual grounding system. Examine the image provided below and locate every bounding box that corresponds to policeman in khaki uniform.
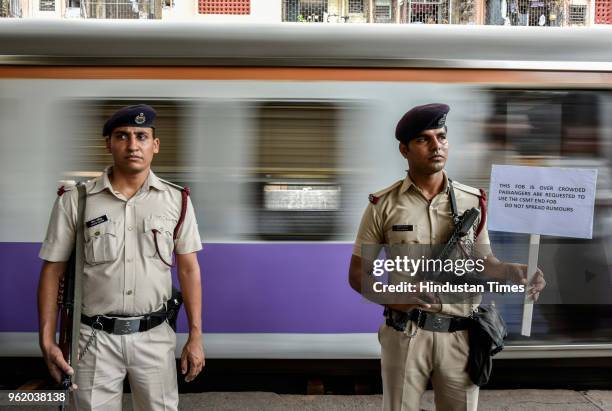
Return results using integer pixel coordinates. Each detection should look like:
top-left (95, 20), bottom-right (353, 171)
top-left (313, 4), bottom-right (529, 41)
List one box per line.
top-left (38, 105), bottom-right (205, 411)
top-left (348, 104), bottom-right (546, 411)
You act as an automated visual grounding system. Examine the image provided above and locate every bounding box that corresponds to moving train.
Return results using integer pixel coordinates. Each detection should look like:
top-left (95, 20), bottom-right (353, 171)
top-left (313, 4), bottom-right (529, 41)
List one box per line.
top-left (0, 21), bottom-right (611, 362)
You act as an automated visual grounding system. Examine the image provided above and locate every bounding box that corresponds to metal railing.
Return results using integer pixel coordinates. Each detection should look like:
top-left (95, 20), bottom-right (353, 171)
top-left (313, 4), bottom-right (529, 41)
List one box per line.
top-left (280, 0), bottom-right (599, 25)
top-left (81, 0), bottom-right (162, 18)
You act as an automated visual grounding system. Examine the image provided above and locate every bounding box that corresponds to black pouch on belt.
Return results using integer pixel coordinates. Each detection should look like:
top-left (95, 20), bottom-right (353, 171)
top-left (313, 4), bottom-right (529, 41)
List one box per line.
top-left (166, 287), bottom-right (183, 332)
top-left (467, 304), bottom-right (507, 386)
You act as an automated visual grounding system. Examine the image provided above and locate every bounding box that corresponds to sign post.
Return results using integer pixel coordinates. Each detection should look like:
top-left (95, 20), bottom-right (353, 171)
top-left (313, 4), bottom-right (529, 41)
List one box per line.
top-left (488, 165), bottom-right (597, 336)
top-left (521, 234), bottom-right (540, 336)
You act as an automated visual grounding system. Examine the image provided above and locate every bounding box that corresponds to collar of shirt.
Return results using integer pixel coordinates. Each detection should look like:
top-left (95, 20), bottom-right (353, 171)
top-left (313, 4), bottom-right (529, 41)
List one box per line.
top-left (88, 166), bottom-right (167, 195)
top-left (399, 170), bottom-right (450, 196)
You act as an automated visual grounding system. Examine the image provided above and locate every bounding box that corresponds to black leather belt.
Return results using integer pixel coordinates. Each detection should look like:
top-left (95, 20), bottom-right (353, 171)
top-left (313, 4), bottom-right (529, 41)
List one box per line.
top-left (384, 307), bottom-right (470, 333)
top-left (81, 309), bottom-right (168, 335)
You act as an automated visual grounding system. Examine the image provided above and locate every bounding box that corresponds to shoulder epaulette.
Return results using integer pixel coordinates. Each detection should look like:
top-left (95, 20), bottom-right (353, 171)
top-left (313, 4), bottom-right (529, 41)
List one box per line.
top-left (157, 177), bottom-right (191, 240)
top-left (56, 180), bottom-right (76, 196)
top-left (368, 180), bottom-right (403, 205)
top-left (451, 181), bottom-right (482, 197)
top-left (157, 177), bottom-right (185, 192)
top-left (451, 180), bottom-right (488, 237)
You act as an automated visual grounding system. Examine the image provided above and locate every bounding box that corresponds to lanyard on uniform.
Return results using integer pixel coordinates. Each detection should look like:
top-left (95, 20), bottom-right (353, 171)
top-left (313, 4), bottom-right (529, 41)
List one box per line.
top-left (151, 185), bottom-right (190, 268)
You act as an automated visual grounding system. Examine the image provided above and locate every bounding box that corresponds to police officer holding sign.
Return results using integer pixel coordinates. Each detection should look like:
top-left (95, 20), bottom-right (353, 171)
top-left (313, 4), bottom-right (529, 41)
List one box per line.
top-left (38, 104), bottom-right (204, 410)
top-left (348, 103), bottom-right (546, 411)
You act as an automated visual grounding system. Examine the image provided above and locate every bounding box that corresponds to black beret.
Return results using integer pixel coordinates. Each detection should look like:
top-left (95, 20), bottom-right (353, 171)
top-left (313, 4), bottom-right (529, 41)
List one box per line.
top-left (102, 104), bottom-right (157, 137)
top-left (395, 103), bottom-right (450, 143)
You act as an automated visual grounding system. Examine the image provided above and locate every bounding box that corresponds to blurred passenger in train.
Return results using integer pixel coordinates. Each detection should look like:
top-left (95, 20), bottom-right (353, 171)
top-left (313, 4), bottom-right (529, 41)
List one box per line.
top-left (37, 104), bottom-right (204, 411)
top-left (348, 103), bottom-right (546, 411)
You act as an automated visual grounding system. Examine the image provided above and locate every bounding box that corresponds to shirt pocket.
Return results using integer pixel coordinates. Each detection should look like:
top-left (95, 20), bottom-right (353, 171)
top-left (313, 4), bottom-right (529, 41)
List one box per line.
top-left (143, 215), bottom-right (176, 263)
top-left (84, 220), bottom-right (119, 265)
top-left (385, 225), bottom-right (421, 261)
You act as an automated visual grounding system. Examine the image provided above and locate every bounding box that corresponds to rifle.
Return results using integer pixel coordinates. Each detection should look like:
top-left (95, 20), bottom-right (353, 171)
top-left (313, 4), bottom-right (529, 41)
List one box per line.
top-left (422, 207), bottom-right (491, 288)
top-left (57, 252), bottom-right (76, 411)
top-left (57, 182), bottom-right (86, 411)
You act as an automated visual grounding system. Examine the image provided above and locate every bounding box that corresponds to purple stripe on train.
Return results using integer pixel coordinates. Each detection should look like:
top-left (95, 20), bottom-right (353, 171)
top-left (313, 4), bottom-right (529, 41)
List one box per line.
top-left (0, 243), bottom-right (381, 333)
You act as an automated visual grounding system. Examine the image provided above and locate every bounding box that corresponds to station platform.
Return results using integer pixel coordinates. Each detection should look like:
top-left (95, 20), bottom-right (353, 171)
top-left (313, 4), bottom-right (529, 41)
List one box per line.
top-left (168, 390), bottom-right (612, 410)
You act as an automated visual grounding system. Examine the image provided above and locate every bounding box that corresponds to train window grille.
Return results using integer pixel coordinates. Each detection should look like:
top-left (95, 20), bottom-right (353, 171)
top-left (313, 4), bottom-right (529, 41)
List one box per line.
top-left (348, 0), bottom-right (364, 13)
top-left (198, 0), bottom-right (250, 14)
top-left (282, 0), bottom-right (327, 22)
top-left (39, 0), bottom-right (55, 11)
top-left (254, 102), bottom-right (341, 240)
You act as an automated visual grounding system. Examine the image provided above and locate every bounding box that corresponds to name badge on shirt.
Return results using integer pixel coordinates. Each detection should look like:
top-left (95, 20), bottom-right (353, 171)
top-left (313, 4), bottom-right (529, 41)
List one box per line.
top-left (86, 215), bottom-right (108, 228)
top-left (392, 224), bottom-right (413, 232)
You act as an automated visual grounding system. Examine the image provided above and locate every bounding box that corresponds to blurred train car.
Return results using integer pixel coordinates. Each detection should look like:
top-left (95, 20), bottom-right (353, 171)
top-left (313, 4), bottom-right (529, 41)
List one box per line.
top-left (0, 21), bottom-right (611, 365)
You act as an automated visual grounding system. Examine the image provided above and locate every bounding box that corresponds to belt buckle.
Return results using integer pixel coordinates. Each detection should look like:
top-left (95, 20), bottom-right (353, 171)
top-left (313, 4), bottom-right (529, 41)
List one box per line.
top-left (113, 318), bottom-right (141, 335)
top-left (423, 314), bottom-right (451, 332)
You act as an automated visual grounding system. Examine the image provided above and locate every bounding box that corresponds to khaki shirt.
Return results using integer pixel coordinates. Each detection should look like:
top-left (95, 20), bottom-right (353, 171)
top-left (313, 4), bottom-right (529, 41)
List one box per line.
top-left (353, 172), bottom-right (492, 317)
top-left (40, 167), bottom-right (202, 317)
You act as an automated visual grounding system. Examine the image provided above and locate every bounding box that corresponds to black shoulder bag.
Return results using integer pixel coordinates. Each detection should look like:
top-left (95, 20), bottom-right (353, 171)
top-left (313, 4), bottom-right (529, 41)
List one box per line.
top-left (467, 303), bottom-right (508, 386)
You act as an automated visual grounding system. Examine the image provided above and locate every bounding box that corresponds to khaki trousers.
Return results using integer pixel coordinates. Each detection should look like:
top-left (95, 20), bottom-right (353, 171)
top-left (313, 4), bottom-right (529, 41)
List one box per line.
top-left (75, 321), bottom-right (178, 411)
top-left (379, 323), bottom-right (479, 411)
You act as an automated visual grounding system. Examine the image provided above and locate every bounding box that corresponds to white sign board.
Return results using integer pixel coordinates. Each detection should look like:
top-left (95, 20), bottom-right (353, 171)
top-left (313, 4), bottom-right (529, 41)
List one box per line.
top-left (488, 165), bottom-right (597, 239)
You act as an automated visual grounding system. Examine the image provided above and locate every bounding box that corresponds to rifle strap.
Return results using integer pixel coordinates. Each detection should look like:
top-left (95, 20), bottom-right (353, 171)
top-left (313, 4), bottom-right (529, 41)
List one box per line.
top-left (449, 178), bottom-right (487, 238)
top-left (447, 179), bottom-right (460, 226)
top-left (476, 189), bottom-right (487, 238)
top-left (71, 182), bottom-right (87, 377)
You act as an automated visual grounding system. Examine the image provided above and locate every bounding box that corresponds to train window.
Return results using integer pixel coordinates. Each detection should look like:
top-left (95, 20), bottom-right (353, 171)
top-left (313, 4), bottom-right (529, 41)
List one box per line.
top-left (486, 89), bottom-right (606, 158)
top-left (62, 100), bottom-right (187, 187)
top-left (254, 102), bottom-right (341, 240)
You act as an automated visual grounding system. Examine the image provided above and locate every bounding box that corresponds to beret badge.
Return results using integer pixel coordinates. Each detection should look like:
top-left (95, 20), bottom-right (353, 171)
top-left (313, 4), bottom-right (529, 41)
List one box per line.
top-left (437, 113), bottom-right (447, 127)
top-left (134, 113), bottom-right (146, 125)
